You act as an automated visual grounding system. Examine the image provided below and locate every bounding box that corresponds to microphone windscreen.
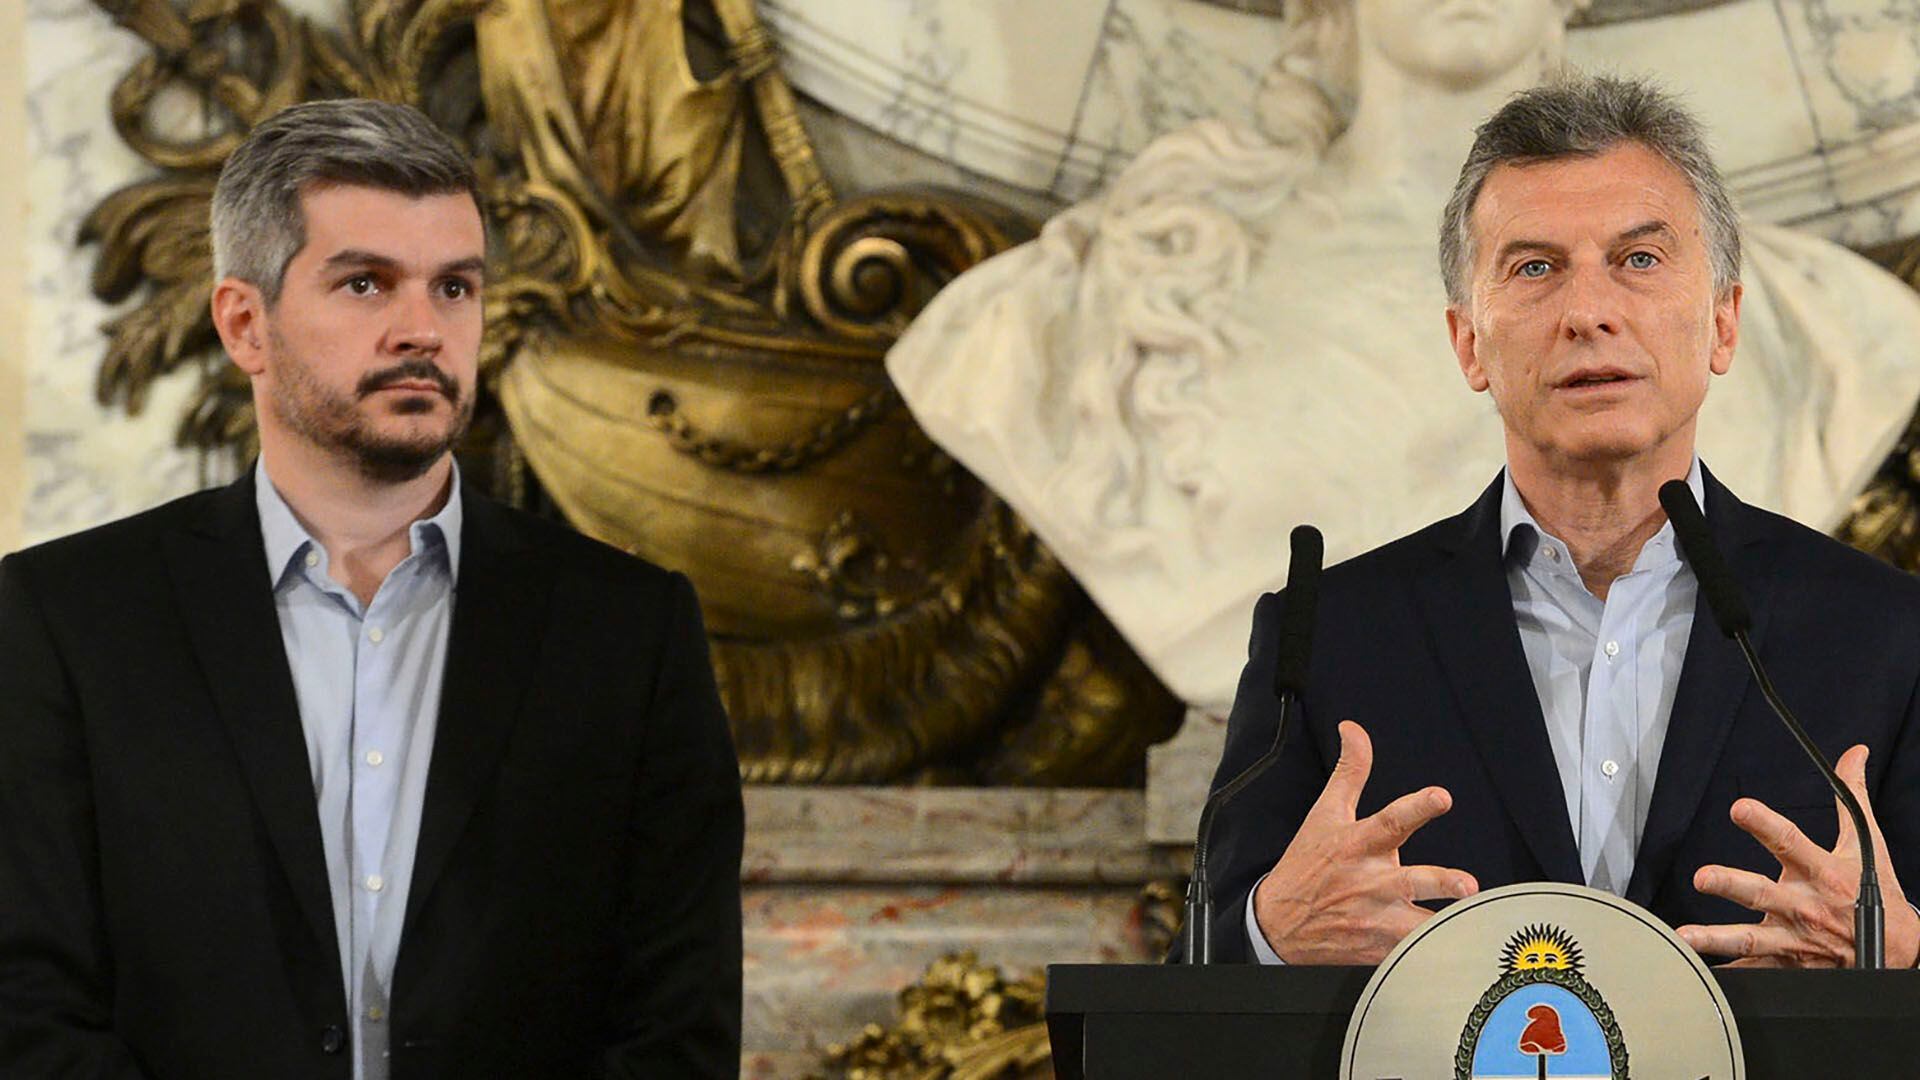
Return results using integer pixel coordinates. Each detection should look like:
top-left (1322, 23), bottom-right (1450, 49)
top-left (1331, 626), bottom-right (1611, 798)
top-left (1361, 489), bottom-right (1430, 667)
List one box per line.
top-left (1274, 525), bottom-right (1324, 696)
top-left (1659, 479), bottom-right (1752, 637)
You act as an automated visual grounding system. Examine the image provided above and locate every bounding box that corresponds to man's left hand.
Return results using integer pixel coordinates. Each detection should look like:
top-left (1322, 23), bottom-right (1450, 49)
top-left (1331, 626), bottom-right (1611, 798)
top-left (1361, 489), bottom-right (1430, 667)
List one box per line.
top-left (1676, 745), bottom-right (1920, 968)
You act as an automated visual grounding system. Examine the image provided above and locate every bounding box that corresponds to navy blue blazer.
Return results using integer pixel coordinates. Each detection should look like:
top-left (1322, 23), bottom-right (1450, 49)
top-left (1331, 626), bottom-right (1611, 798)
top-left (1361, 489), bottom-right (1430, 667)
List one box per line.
top-left (1204, 467), bottom-right (1920, 962)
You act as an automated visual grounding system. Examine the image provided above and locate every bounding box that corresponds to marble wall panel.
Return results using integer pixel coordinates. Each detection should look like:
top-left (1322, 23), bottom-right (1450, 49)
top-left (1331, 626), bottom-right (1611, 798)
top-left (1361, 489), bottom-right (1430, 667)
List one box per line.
top-left (23, 0), bottom-right (213, 549)
top-left (1776, 0), bottom-right (1920, 144)
top-left (745, 785), bottom-right (1187, 885)
top-left (1770, 0), bottom-right (1920, 244)
top-left (2, 0), bottom-right (26, 556)
top-left (1049, 0), bottom-right (1274, 201)
top-left (760, 0), bottom-right (1112, 191)
top-left (1565, 2), bottom-right (1819, 204)
top-left (1566, 0), bottom-right (1920, 245)
top-left (1146, 709), bottom-right (1226, 846)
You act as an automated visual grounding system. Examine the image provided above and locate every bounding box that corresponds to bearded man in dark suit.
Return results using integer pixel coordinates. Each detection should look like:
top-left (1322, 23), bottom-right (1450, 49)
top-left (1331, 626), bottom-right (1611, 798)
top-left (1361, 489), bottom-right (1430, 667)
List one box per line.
top-left (1203, 76), bottom-right (1920, 970)
top-left (0, 99), bottom-right (743, 1078)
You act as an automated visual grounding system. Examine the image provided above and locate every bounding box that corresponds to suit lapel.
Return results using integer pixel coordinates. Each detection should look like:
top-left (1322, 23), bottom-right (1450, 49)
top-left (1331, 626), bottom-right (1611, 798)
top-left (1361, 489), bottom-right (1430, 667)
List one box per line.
top-left (1415, 475), bottom-right (1584, 885)
top-left (1626, 469), bottom-right (1772, 905)
top-left (402, 489), bottom-right (550, 935)
top-left (162, 474), bottom-right (340, 957)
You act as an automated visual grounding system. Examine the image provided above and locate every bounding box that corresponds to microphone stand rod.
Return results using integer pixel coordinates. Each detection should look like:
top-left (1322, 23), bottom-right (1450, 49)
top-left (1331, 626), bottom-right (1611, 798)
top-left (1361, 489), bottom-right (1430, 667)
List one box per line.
top-left (1731, 630), bottom-right (1883, 969)
top-left (1183, 687), bottom-right (1296, 965)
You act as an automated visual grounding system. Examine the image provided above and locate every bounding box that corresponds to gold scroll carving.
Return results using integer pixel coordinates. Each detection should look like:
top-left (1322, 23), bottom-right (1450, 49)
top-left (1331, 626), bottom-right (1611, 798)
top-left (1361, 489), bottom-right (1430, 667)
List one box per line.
top-left (81, 0), bottom-right (1183, 787)
top-left (814, 952), bottom-right (1050, 1080)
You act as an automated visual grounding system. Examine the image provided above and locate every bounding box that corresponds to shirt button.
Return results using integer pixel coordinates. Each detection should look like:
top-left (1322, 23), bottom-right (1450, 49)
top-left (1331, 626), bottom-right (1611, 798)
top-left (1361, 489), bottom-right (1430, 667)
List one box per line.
top-left (1546, 547), bottom-right (1562, 563)
top-left (1604, 640), bottom-right (1620, 658)
top-left (368, 627), bottom-right (385, 644)
top-left (366, 750), bottom-right (385, 767)
top-left (1601, 759), bottom-right (1620, 778)
top-left (304, 551), bottom-right (319, 568)
top-left (365, 874), bottom-right (385, 892)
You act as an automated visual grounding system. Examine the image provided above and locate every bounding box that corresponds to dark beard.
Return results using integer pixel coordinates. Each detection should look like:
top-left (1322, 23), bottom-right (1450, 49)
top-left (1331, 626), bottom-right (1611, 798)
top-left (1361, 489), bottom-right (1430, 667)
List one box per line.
top-left (270, 349), bottom-right (475, 484)
top-left (343, 421), bottom-right (468, 484)
top-left (341, 359), bottom-right (474, 482)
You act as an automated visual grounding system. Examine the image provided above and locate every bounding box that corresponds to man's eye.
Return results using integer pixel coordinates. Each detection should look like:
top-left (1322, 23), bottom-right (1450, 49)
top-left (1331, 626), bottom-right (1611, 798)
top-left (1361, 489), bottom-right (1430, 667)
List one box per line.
top-left (1517, 260), bottom-right (1551, 278)
top-left (440, 279), bottom-right (472, 300)
top-left (343, 274), bottom-right (377, 295)
top-left (1625, 251), bottom-right (1658, 269)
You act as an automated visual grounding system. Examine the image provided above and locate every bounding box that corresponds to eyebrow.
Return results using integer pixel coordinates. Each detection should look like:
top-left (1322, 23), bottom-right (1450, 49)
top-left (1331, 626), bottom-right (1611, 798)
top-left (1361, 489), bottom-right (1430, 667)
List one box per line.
top-left (1491, 239), bottom-right (1565, 268)
top-left (1490, 220), bottom-right (1682, 269)
top-left (319, 250), bottom-right (487, 279)
top-left (1613, 220), bottom-right (1679, 247)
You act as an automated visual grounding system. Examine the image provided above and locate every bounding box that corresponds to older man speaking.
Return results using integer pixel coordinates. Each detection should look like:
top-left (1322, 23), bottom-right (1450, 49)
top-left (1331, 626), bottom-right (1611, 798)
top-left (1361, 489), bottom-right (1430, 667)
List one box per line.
top-left (1201, 75), bottom-right (1920, 969)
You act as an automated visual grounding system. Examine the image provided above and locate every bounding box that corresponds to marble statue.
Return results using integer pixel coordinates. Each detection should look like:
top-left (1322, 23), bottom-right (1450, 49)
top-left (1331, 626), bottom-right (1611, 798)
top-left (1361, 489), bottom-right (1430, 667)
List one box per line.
top-left (886, 0), bottom-right (1920, 713)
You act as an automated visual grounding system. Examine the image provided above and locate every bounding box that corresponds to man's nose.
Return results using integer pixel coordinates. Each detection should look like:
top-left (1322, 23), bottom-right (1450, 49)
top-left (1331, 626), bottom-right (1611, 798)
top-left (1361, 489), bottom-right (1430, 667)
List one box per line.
top-left (1560, 265), bottom-right (1620, 340)
top-left (387, 288), bottom-right (444, 355)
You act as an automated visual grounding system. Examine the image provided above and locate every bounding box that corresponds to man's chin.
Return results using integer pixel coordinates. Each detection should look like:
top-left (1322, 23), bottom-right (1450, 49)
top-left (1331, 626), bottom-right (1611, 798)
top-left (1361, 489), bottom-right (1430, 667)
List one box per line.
top-left (1548, 435), bottom-right (1669, 470)
top-left (350, 443), bottom-right (452, 484)
top-left (339, 426), bottom-right (462, 484)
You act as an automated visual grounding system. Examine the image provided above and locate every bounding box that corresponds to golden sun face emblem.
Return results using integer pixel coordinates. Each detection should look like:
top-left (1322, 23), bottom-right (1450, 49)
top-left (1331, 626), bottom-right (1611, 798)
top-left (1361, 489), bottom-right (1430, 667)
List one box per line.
top-left (1499, 924), bottom-right (1585, 975)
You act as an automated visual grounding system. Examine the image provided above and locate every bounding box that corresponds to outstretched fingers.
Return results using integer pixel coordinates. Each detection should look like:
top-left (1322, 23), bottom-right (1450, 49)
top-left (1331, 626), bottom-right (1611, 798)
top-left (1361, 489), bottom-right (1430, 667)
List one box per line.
top-left (1404, 864), bottom-right (1479, 902)
top-left (1361, 785), bottom-right (1454, 853)
top-left (1313, 720), bottom-right (1376, 821)
top-left (1692, 863), bottom-right (1787, 917)
top-left (1675, 920), bottom-right (1798, 963)
top-left (1832, 744), bottom-right (1882, 857)
top-left (1730, 797), bottom-right (1825, 873)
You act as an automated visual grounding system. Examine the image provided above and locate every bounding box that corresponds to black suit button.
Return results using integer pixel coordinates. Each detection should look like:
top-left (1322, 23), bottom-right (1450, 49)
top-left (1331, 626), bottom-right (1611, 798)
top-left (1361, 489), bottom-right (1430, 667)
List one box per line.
top-left (320, 1025), bottom-right (347, 1054)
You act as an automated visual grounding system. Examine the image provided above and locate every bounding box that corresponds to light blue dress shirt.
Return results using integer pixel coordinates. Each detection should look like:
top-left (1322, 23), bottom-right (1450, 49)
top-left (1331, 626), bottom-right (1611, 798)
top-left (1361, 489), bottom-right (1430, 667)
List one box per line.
top-left (1246, 462), bottom-right (1703, 962)
top-left (256, 460), bottom-right (462, 1079)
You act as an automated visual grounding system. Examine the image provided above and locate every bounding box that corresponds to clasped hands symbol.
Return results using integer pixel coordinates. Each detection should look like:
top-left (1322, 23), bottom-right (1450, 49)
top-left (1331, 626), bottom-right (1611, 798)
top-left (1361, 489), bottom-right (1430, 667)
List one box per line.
top-left (1251, 721), bottom-right (1919, 967)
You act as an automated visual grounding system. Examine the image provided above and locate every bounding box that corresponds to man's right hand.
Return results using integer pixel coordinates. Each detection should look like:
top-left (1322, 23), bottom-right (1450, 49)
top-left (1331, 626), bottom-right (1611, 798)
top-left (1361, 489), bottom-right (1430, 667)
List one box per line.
top-left (1252, 720), bottom-right (1478, 963)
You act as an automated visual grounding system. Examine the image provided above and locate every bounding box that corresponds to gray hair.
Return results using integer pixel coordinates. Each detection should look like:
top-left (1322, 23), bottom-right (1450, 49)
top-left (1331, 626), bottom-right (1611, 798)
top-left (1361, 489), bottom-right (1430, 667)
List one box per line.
top-left (1438, 75), bottom-right (1741, 306)
top-left (210, 99), bottom-right (482, 302)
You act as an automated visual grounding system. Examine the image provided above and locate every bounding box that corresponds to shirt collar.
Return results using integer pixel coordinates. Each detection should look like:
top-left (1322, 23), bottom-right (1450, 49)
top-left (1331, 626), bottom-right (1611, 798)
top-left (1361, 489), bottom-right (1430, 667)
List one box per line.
top-left (1499, 456), bottom-right (1704, 573)
top-left (255, 457), bottom-right (466, 587)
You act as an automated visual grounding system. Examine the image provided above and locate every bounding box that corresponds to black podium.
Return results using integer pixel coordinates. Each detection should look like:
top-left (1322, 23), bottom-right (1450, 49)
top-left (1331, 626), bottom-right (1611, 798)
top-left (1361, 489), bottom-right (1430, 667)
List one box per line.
top-left (1046, 964), bottom-right (1920, 1078)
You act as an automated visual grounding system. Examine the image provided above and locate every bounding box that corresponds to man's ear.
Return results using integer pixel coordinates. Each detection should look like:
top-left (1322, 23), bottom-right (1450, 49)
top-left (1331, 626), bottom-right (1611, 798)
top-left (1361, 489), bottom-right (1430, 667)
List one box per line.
top-left (1447, 305), bottom-right (1490, 392)
top-left (1709, 282), bottom-right (1742, 377)
top-left (210, 278), bottom-right (269, 376)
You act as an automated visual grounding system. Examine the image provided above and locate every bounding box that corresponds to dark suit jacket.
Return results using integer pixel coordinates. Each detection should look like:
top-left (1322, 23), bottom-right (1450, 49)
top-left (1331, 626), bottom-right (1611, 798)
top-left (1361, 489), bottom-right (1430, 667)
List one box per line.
top-left (1205, 467), bottom-right (1920, 962)
top-left (0, 473), bottom-right (744, 1078)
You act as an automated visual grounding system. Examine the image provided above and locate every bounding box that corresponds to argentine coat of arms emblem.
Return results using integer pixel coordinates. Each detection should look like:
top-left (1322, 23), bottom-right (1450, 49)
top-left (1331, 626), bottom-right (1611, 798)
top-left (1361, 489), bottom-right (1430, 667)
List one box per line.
top-left (1456, 924), bottom-right (1627, 1079)
top-left (1340, 883), bottom-right (1742, 1080)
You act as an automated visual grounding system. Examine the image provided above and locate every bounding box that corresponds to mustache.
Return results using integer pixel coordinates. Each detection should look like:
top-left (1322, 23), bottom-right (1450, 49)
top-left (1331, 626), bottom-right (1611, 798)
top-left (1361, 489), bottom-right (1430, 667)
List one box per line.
top-left (356, 360), bottom-right (459, 400)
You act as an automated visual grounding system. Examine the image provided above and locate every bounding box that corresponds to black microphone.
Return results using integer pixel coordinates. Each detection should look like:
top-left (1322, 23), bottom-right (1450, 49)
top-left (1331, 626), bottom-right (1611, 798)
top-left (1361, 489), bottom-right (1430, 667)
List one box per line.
top-left (1182, 525), bottom-right (1323, 964)
top-left (1659, 480), bottom-right (1884, 970)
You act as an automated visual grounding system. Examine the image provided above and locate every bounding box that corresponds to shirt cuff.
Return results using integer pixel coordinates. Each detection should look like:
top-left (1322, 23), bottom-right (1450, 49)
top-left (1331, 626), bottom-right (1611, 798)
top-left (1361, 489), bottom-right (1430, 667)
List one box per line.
top-left (1245, 871), bottom-right (1286, 965)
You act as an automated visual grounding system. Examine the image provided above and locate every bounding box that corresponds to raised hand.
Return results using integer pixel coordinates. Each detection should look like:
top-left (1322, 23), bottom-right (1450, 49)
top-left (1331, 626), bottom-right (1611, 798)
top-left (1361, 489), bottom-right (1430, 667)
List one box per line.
top-left (1676, 745), bottom-right (1920, 968)
top-left (1251, 720), bottom-right (1479, 964)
